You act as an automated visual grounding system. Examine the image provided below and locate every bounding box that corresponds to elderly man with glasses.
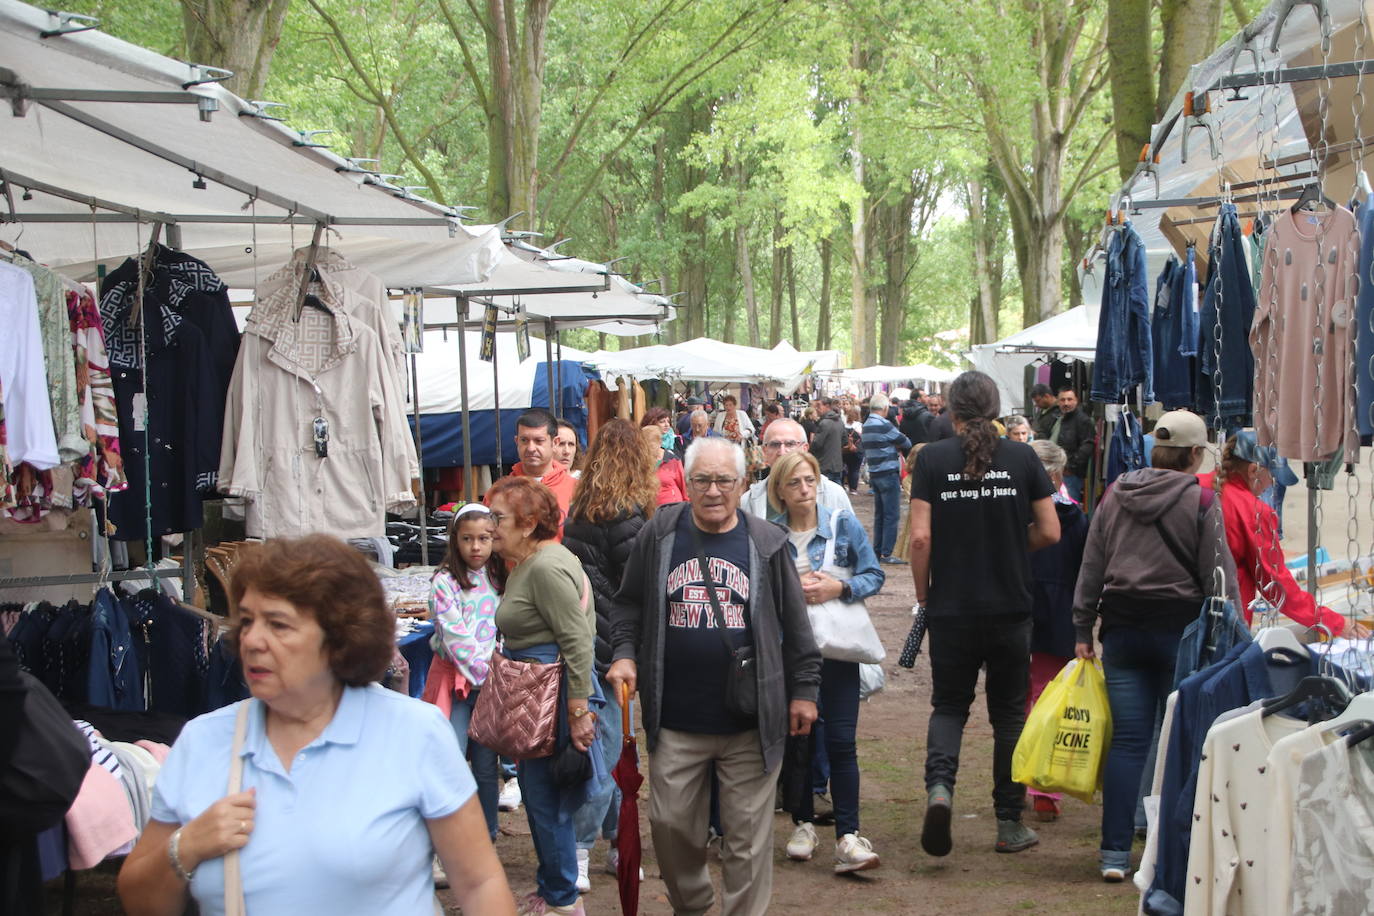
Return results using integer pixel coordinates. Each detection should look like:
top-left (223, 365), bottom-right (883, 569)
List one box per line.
top-left (742, 418), bottom-right (852, 518)
top-left (608, 437), bottom-right (820, 916)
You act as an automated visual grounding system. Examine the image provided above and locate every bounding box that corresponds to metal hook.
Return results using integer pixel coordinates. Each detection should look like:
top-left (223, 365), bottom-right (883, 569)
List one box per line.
top-left (1226, 45), bottom-right (1261, 101)
top-left (1269, 0), bottom-right (1332, 56)
top-left (1182, 91), bottom-right (1221, 164)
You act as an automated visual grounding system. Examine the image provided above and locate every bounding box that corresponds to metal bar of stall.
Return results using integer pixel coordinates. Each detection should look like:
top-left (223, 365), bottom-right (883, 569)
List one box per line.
top-left (492, 311), bottom-right (503, 478)
top-left (545, 320), bottom-right (557, 417)
top-left (410, 350), bottom-right (428, 567)
top-left (556, 333), bottom-right (564, 419)
top-left (458, 299), bottom-right (474, 503)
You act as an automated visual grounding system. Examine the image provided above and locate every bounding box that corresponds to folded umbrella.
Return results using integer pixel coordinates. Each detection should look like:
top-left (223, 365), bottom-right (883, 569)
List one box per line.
top-left (612, 682), bottom-right (643, 915)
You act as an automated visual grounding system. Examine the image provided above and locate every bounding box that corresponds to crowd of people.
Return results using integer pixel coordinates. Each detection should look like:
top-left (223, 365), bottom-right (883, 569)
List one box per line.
top-left (113, 372), bottom-right (1364, 916)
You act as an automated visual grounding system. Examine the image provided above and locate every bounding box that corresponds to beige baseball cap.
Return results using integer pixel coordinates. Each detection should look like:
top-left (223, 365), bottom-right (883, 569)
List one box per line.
top-left (1153, 410), bottom-right (1209, 448)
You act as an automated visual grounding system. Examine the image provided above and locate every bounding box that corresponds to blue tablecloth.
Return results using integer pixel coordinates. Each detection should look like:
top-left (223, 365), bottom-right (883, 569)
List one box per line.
top-left (397, 621), bottom-right (434, 698)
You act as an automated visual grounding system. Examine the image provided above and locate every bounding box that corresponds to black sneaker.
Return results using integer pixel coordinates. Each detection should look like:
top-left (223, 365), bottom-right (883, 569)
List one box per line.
top-left (921, 784), bottom-right (954, 856)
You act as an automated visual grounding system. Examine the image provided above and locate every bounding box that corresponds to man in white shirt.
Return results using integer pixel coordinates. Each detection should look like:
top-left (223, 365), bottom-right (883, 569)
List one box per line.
top-left (743, 419), bottom-right (853, 519)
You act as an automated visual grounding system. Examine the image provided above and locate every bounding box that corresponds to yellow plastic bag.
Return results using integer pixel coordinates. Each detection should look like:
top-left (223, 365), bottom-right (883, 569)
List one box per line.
top-left (1011, 658), bottom-right (1112, 803)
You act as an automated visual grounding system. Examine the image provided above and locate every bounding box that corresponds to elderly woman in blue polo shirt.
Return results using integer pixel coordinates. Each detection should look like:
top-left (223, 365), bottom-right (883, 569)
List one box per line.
top-left (117, 535), bottom-right (515, 916)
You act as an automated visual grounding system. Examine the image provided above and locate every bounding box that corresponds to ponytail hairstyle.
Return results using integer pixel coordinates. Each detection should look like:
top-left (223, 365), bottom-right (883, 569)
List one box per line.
top-left (948, 370), bottom-right (1001, 481)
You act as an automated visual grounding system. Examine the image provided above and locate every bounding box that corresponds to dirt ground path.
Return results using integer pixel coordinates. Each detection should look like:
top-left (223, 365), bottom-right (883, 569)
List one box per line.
top-left (475, 490), bottom-right (1140, 916)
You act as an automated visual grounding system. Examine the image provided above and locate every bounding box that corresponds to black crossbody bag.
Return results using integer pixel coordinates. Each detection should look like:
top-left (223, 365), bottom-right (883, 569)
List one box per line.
top-left (689, 525), bottom-right (758, 719)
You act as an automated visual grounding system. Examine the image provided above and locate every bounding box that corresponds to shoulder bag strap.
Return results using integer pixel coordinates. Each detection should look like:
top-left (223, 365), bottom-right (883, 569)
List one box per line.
top-left (688, 523), bottom-right (741, 656)
top-left (1151, 486), bottom-right (1210, 593)
top-left (223, 701), bottom-right (250, 916)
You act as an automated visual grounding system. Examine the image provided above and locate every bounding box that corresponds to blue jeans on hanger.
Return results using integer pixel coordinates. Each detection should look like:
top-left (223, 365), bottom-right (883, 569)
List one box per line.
top-left (1152, 252), bottom-right (1199, 410)
top-left (1091, 222), bottom-right (1154, 403)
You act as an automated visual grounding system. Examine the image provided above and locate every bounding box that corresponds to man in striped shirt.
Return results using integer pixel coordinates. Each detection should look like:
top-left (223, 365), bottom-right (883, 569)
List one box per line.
top-left (861, 393), bottom-right (911, 563)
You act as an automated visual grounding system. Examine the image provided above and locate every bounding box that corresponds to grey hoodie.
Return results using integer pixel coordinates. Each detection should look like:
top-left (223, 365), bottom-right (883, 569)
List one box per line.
top-left (1072, 468), bottom-right (1239, 643)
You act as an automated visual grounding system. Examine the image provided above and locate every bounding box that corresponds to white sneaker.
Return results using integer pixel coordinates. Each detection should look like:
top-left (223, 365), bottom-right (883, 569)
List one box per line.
top-left (576, 848), bottom-right (591, 893)
top-left (834, 833), bottom-right (881, 873)
top-left (499, 779), bottom-right (522, 811)
top-left (787, 822), bottom-right (818, 861)
top-left (603, 846), bottom-right (645, 878)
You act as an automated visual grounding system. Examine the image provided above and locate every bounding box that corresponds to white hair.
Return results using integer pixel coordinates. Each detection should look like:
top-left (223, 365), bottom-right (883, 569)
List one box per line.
top-left (690, 409), bottom-right (708, 424)
top-left (684, 437), bottom-right (746, 479)
top-left (870, 393), bottom-right (889, 412)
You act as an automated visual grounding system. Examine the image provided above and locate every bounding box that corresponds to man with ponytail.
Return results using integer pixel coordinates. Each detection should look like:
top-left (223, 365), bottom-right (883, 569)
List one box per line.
top-left (908, 370), bottom-right (1061, 858)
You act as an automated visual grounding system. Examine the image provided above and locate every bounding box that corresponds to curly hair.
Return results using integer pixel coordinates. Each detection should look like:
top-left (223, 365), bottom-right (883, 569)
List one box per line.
top-left (948, 370), bottom-right (1001, 481)
top-left (227, 535), bottom-right (394, 687)
top-left (485, 476), bottom-right (562, 541)
top-left (569, 418), bottom-right (659, 523)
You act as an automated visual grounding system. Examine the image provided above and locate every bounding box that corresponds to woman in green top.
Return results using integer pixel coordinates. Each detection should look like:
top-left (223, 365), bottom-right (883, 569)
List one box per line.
top-left (486, 476), bottom-right (597, 916)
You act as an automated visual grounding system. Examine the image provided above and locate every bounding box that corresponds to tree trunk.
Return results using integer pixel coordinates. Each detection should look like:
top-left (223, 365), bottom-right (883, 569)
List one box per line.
top-left (736, 222), bottom-right (760, 347)
top-left (849, 41), bottom-right (876, 368)
top-left (817, 237), bottom-right (833, 350)
top-left (1158, 0), bottom-right (1224, 116)
top-left (1107, 0), bottom-right (1155, 179)
top-left (769, 221), bottom-right (785, 346)
top-left (876, 188), bottom-right (918, 365)
top-left (482, 0), bottom-right (551, 228)
top-left (967, 177), bottom-right (998, 346)
top-left (787, 246), bottom-right (801, 348)
top-left (181, 0), bottom-right (291, 99)
top-left (673, 98), bottom-right (711, 343)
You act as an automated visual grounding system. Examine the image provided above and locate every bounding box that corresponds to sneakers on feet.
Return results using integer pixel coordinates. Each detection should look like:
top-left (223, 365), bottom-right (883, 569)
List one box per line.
top-left (995, 818), bottom-right (1039, 853)
top-left (516, 892), bottom-right (585, 916)
top-left (1102, 866), bottom-right (1127, 883)
top-left (1031, 795), bottom-right (1061, 822)
top-left (498, 779), bottom-right (522, 811)
top-left (834, 833), bottom-right (881, 873)
top-left (603, 846), bottom-right (645, 879)
top-left (787, 822), bottom-right (819, 861)
top-left (431, 856), bottom-right (449, 889)
top-left (575, 848), bottom-right (591, 893)
top-left (921, 784), bottom-right (953, 857)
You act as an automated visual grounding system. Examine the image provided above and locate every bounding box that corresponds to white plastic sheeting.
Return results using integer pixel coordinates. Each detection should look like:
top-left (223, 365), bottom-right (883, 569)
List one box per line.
top-left (585, 338), bottom-right (818, 393)
top-left (832, 364), bottom-right (958, 385)
top-left (967, 305), bottom-right (1100, 414)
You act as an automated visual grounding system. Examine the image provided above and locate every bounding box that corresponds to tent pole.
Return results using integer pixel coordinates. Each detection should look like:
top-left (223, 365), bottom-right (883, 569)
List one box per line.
top-left (491, 303), bottom-right (503, 479)
top-left (410, 350), bottom-right (427, 567)
top-left (556, 332), bottom-right (564, 419)
top-left (458, 298), bottom-right (474, 503)
top-left (545, 320), bottom-right (556, 417)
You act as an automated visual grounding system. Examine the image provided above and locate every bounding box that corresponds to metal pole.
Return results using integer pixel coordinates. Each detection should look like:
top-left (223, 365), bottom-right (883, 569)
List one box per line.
top-left (458, 300), bottom-right (474, 504)
top-left (492, 312), bottom-right (503, 478)
top-left (545, 320), bottom-right (556, 416)
top-left (1307, 483), bottom-right (1319, 599)
top-left (410, 352), bottom-right (427, 567)
top-left (556, 332), bottom-right (564, 419)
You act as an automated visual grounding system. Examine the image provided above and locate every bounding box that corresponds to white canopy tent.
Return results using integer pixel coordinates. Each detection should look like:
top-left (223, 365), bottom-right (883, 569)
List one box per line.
top-left (586, 338), bottom-right (818, 394)
top-left (0, 0), bottom-right (505, 289)
top-left (833, 364), bottom-right (958, 385)
top-left (967, 304), bottom-right (1100, 414)
top-left (412, 330), bottom-right (594, 414)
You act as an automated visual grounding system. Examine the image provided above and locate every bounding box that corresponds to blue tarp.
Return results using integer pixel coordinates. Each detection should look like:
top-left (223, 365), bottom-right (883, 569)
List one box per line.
top-left (409, 360), bottom-right (594, 468)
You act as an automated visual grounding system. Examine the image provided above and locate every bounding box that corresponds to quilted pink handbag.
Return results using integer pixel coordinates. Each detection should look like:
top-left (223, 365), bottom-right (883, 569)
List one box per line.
top-left (468, 572), bottom-right (590, 760)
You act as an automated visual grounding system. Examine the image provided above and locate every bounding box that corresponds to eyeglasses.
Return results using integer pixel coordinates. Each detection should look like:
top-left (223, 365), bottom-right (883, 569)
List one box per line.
top-left (763, 440), bottom-right (805, 451)
top-left (488, 511), bottom-right (507, 524)
top-left (688, 476), bottom-right (740, 492)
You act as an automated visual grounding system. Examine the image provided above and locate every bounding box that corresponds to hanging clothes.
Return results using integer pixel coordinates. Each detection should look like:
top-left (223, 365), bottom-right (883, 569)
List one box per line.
top-left (254, 247), bottom-right (418, 477)
top-left (218, 266), bottom-right (417, 539)
top-left (99, 247), bottom-right (239, 540)
top-left (65, 284), bottom-right (125, 500)
top-left (1197, 204), bottom-right (1257, 429)
top-left (1091, 221), bottom-right (1153, 403)
top-left (1251, 206), bottom-right (1360, 461)
top-left (0, 260), bottom-right (60, 474)
top-left (1152, 250), bottom-right (1200, 410)
top-left (1354, 202), bottom-right (1374, 439)
top-left (1105, 408), bottom-right (1146, 485)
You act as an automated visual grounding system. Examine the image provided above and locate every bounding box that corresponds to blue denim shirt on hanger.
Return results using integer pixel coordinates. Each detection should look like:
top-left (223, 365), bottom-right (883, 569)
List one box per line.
top-left (1105, 408), bottom-right (1146, 485)
top-left (1152, 249), bottom-right (1200, 410)
top-left (1091, 222), bottom-right (1154, 403)
top-left (1196, 204), bottom-right (1256, 427)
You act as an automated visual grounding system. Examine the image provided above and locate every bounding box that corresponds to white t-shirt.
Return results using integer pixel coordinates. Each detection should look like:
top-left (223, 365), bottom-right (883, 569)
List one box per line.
top-left (787, 527), bottom-right (817, 576)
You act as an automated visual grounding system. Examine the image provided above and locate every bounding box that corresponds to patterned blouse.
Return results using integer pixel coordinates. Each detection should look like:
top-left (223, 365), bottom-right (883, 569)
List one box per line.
top-left (428, 567), bottom-right (500, 688)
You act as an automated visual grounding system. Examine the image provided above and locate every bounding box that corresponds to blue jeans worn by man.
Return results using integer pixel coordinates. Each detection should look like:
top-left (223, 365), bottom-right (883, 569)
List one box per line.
top-left (1099, 626), bottom-right (1182, 871)
top-left (869, 472), bottom-right (901, 559)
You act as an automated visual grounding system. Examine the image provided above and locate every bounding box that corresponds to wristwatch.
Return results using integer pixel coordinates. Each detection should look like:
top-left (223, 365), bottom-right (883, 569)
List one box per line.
top-left (570, 705), bottom-right (593, 719)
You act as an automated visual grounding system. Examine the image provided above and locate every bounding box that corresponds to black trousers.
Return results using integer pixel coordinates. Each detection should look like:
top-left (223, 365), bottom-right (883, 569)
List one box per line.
top-left (923, 614), bottom-right (1032, 821)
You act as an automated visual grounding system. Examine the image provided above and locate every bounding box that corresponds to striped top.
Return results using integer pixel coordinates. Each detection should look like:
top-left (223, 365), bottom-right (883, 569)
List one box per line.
top-left (862, 415), bottom-right (910, 477)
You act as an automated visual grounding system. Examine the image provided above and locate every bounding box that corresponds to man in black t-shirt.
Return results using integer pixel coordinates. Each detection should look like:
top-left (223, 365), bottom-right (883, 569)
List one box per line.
top-left (908, 371), bottom-right (1060, 859)
top-left (607, 438), bottom-right (820, 916)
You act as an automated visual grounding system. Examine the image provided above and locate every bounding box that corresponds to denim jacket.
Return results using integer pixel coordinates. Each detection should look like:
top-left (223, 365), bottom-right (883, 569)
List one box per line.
top-left (1091, 221), bottom-right (1153, 403)
top-left (770, 504), bottom-right (885, 601)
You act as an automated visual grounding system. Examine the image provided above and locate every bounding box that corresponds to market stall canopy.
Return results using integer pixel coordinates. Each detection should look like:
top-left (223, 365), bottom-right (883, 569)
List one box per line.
top-left (411, 329), bottom-right (595, 415)
top-left (673, 337), bottom-right (816, 393)
top-left (967, 304), bottom-right (1100, 414)
top-left (835, 364), bottom-right (958, 385)
top-left (0, 0), bottom-right (501, 286)
top-left (585, 337), bottom-right (817, 393)
top-left (1083, 0), bottom-right (1374, 278)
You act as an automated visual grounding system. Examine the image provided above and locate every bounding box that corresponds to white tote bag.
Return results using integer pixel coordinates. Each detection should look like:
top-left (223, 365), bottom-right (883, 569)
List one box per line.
top-left (806, 518), bottom-right (886, 664)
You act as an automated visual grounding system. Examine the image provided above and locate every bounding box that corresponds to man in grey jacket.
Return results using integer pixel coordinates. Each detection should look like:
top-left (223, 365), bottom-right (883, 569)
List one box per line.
top-left (810, 398), bottom-right (846, 484)
top-left (607, 437), bottom-right (820, 916)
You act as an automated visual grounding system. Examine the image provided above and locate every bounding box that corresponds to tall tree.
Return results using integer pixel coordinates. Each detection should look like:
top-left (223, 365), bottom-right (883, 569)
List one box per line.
top-left (1157, 0), bottom-right (1224, 114)
top-left (1106, 0), bottom-right (1154, 178)
top-left (181, 0), bottom-right (290, 99)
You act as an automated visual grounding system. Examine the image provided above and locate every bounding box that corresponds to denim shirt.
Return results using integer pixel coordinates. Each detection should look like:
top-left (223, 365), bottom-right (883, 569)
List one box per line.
top-left (769, 504), bottom-right (885, 601)
top-left (1197, 204), bottom-right (1256, 425)
top-left (1091, 221), bottom-right (1154, 403)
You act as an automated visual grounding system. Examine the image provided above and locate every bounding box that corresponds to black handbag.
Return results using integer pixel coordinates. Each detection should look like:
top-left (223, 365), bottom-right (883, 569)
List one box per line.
top-left (690, 526), bottom-right (758, 720)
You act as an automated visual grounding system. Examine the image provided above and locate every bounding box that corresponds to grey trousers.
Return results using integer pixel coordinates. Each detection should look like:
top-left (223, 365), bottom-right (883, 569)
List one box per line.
top-left (649, 728), bottom-right (778, 916)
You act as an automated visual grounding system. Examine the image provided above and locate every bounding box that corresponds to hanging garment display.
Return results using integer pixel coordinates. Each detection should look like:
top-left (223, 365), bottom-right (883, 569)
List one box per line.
top-left (0, 259), bottom-right (60, 476)
top-left (9, 254), bottom-right (84, 462)
top-left (99, 246), bottom-right (239, 540)
top-left (253, 247), bottom-right (418, 477)
top-left (218, 265), bottom-right (417, 539)
top-left (64, 283), bottom-right (126, 501)
top-left (1251, 205), bottom-right (1361, 461)
top-left (1152, 249), bottom-right (1200, 410)
top-left (1197, 204), bottom-right (1257, 429)
top-left (1090, 221), bottom-right (1153, 403)
top-left (1354, 202), bottom-right (1374, 439)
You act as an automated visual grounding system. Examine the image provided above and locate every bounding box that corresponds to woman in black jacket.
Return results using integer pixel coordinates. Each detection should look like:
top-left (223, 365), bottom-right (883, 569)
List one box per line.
top-left (561, 418), bottom-right (659, 890)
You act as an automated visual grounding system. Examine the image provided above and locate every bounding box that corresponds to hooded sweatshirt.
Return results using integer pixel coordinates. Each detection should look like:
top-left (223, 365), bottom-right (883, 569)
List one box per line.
top-left (1072, 468), bottom-right (1239, 643)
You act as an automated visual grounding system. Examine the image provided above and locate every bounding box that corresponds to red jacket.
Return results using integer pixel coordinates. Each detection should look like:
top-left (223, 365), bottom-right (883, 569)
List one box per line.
top-left (655, 456), bottom-right (688, 505)
top-left (1197, 472), bottom-right (1347, 635)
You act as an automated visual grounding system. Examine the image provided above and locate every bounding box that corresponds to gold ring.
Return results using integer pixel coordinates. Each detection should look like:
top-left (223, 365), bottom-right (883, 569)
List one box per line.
top-left (240, 819), bottom-right (247, 833)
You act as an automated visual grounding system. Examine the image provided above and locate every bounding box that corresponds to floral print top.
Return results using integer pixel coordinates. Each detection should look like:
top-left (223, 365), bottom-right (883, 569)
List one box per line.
top-left (429, 567), bottom-right (500, 688)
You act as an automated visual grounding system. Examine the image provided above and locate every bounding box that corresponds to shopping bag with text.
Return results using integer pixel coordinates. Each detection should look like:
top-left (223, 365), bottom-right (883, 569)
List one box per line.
top-left (1011, 658), bottom-right (1111, 803)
